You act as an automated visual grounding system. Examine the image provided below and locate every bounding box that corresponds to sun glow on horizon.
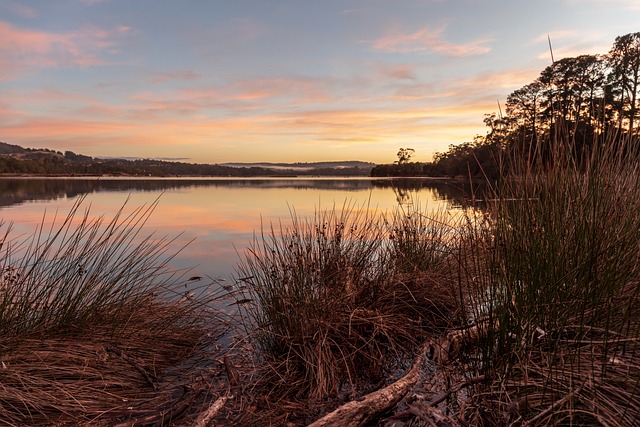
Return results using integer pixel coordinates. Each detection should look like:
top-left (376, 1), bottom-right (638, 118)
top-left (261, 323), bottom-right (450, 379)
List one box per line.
top-left (0, 1), bottom-right (637, 163)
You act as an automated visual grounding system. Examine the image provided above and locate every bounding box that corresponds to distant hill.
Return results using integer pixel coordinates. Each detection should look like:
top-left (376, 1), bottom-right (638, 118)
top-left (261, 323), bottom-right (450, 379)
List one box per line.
top-left (223, 161), bottom-right (375, 171)
top-left (0, 141), bottom-right (26, 154)
top-left (0, 141), bottom-right (375, 177)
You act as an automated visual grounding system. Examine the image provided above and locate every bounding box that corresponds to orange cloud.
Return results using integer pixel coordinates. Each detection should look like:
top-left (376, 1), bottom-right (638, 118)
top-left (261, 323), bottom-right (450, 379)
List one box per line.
top-left (1, 99), bottom-right (491, 163)
top-left (1, 67), bottom-right (501, 162)
top-left (231, 78), bottom-right (331, 103)
top-left (372, 27), bottom-right (492, 56)
top-left (374, 63), bottom-right (417, 80)
top-left (3, 60), bottom-right (527, 163)
top-left (0, 20), bottom-right (129, 79)
top-left (129, 77), bottom-right (333, 120)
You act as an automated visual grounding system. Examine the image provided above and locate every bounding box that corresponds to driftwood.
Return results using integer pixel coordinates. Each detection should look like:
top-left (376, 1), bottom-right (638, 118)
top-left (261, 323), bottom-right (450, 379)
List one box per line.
top-left (190, 355), bottom-right (239, 427)
top-left (192, 393), bottom-right (229, 427)
top-left (385, 375), bottom-right (486, 427)
top-left (307, 344), bottom-right (428, 427)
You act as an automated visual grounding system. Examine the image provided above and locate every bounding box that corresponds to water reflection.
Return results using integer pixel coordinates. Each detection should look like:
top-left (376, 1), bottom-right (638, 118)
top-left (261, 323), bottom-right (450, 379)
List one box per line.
top-left (0, 177), bottom-right (473, 208)
top-left (0, 177), bottom-right (472, 280)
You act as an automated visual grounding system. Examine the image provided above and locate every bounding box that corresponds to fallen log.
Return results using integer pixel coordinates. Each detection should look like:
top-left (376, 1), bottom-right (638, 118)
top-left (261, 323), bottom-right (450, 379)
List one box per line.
top-left (307, 344), bottom-right (428, 427)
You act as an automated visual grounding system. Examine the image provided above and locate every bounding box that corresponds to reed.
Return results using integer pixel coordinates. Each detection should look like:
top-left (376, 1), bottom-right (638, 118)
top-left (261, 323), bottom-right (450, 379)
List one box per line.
top-left (0, 197), bottom-right (225, 425)
top-left (461, 130), bottom-right (640, 425)
top-left (387, 201), bottom-right (456, 274)
top-left (236, 201), bottom-right (460, 400)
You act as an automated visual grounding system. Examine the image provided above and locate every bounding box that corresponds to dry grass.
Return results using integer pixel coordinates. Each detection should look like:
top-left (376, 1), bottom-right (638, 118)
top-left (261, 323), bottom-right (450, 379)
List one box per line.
top-left (0, 302), bottom-right (221, 426)
top-left (458, 130), bottom-right (640, 425)
top-left (236, 202), bottom-right (462, 404)
top-left (0, 198), bottom-right (227, 426)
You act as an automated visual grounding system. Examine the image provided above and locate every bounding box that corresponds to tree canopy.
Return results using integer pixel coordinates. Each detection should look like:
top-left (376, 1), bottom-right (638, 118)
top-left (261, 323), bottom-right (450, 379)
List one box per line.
top-left (372, 32), bottom-right (640, 179)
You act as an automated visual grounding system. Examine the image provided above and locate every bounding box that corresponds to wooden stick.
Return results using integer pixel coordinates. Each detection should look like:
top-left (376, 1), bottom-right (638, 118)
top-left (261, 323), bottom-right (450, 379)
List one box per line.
top-left (192, 393), bottom-right (229, 427)
top-left (308, 344), bottom-right (428, 427)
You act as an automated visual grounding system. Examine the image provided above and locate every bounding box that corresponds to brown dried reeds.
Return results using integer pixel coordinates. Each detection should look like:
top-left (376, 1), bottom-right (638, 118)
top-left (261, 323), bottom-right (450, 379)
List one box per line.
top-left (458, 130), bottom-right (640, 425)
top-left (235, 201), bottom-right (462, 406)
top-left (0, 304), bottom-right (216, 426)
top-left (0, 198), bottom-right (227, 426)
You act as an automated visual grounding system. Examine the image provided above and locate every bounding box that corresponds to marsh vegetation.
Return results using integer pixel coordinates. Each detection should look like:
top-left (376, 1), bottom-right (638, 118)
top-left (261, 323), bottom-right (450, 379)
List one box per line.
top-left (230, 129), bottom-right (640, 426)
top-left (2, 31), bottom-right (639, 427)
top-left (0, 198), bottom-right (227, 426)
top-left (2, 130), bottom-right (639, 425)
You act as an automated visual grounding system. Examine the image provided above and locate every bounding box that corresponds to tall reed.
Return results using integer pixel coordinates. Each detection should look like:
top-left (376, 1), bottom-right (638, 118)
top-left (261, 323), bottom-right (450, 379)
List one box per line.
top-left (237, 200), bottom-right (461, 400)
top-left (461, 130), bottom-right (640, 425)
top-left (387, 201), bottom-right (456, 274)
top-left (0, 197), bottom-right (224, 425)
top-left (0, 197), bottom-right (197, 337)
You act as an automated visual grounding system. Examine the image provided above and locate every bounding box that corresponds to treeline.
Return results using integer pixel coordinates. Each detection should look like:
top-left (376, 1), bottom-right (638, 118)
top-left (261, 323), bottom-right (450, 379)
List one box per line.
top-left (0, 145), bottom-right (372, 177)
top-left (372, 32), bottom-right (640, 179)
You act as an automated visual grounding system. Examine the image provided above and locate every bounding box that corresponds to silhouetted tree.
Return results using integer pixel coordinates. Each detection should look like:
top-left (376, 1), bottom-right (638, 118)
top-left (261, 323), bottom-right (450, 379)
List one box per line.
top-left (395, 148), bottom-right (415, 164)
top-left (608, 32), bottom-right (640, 135)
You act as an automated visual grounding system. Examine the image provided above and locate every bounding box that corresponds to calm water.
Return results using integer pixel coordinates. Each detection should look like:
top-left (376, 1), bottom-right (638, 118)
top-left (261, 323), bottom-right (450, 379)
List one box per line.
top-left (0, 177), bottom-right (468, 281)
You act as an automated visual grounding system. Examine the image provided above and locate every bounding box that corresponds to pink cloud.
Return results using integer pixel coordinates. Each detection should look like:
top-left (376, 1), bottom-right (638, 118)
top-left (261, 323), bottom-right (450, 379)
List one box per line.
top-left (231, 78), bottom-right (331, 103)
top-left (0, 20), bottom-right (129, 79)
top-left (374, 63), bottom-right (417, 80)
top-left (372, 27), bottom-right (492, 57)
top-left (129, 76), bottom-right (333, 120)
top-left (531, 30), bottom-right (610, 60)
top-left (0, 101), bottom-right (491, 163)
top-left (79, 0), bottom-right (109, 5)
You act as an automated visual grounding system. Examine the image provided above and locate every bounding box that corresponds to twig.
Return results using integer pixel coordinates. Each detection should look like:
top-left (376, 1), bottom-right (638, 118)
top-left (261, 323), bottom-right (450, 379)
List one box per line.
top-left (429, 375), bottom-right (486, 406)
top-left (308, 343), bottom-right (429, 427)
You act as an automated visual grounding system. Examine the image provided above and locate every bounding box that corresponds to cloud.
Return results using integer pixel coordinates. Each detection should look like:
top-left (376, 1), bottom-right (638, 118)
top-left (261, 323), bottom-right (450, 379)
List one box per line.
top-left (0, 20), bottom-right (130, 79)
top-left (79, 0), bottom-right (109, 5)
top-left (531, 30), bottom-right (612, 60)
top-left (1, 97), bottom-right (491, 163)
top-left (231, 78), bottom-right (331, 103)
top-left (375, 63), bottom-right (417, 80)
top-left (371, 27), bottom-right (492, 56)
top-left (129, 76), bottom-right (333, 120)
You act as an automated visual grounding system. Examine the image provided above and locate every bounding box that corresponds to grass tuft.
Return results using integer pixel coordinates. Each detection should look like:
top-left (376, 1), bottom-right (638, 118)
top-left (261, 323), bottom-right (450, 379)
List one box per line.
top-left (0, 197), bottom-right (226, 426)
top-left (460, 130), bottom-right (640, 425)
top-left (236, 201), bottom-right (461, 401)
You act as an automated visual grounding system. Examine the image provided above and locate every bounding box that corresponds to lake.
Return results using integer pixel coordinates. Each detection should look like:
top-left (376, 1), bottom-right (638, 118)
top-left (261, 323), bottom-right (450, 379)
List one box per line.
top-left (0, 177), bottom-right (469, 282)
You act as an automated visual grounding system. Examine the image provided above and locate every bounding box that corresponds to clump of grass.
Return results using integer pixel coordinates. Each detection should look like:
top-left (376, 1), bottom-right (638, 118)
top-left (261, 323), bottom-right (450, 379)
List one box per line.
top-left (0, 197), bottom-right (225, 426)
top-left (387, 201), bottom-right (456, 274)
top-left (236, 201), bottom-right (461, 401)
top-left (460, 130), bottom-right (640, 425)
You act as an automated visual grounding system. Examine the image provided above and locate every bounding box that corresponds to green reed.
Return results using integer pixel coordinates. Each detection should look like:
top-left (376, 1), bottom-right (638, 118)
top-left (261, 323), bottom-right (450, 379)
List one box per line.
top-left (461, 130), bottom-right (640, 425)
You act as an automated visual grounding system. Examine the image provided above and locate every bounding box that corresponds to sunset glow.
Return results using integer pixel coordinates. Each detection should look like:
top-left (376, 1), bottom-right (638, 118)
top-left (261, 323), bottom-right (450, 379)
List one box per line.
top-left (1, 0), bottom-right (638, 164)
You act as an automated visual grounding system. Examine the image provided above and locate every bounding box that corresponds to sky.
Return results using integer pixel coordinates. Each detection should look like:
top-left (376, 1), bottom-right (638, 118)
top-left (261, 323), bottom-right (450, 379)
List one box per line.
top-left (1, 1), bottom-right (639, 164)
